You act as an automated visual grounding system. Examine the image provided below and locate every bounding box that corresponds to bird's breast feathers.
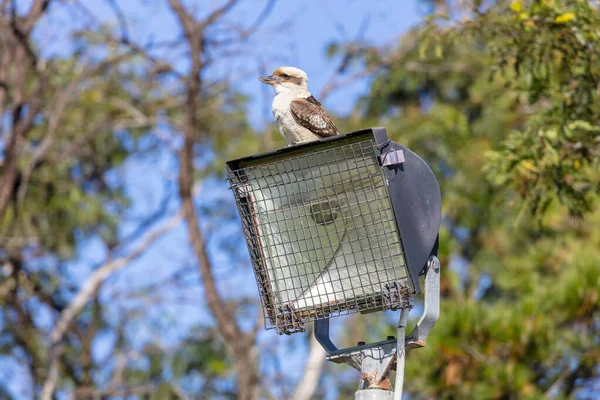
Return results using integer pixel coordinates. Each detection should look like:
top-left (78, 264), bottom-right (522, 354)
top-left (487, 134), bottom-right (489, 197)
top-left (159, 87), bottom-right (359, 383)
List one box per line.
top-left (272, 94), bottom-right (295, 126)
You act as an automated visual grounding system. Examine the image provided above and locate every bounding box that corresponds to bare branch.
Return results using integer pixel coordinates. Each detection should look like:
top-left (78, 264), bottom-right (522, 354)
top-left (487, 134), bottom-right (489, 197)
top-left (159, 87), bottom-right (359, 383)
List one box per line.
top-left (72, 384), bottom-right (155, 399)
top-left (23, 0), bottom-right (52, 34)
top-left (0, 89), bottom-right (44, 221)
top-left (176, 68), bottom-right (242, 344)
top-left (168, 0), bottom-right (244, 344)
top-left (544, 365), bottom-right (571, 397)
top-left (168, 0), bottom-right (197, 38)
top-left (111, 183), bottom-right (174, 252)
top-left (40, 213), bottom-right (182, 400)
top-left (0, 49), bottom-right (9, 120)
top-left (0, 0), bottom-right (52, 220)
top-left (319, 66), bottom-right (379, 101)
top-left (318, 32), bottom-right (423, 101)
top-left (16, 78), bottom-right (79, 208)
top-left (199, 0), bottom-right (240, 30)
top-left (105, 0), bottom-right (129, 42)
top-left (172, 385), bottom-right (192, 400)
top-left (55, 116), bottom-right (112, 161)
top-left (243, 0), bottom-right (276, 38)
top-left (291, 333), bottom-right (326, 400)
top-left (206, 0), bottom-right (276, 47)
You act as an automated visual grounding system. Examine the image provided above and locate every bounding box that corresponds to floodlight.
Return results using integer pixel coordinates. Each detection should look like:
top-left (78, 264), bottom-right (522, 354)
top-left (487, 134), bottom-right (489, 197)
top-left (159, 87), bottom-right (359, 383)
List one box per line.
top-left (227, 127), bottom-right (441, 334)
top-left (227, 127), bottom-right (442, 398)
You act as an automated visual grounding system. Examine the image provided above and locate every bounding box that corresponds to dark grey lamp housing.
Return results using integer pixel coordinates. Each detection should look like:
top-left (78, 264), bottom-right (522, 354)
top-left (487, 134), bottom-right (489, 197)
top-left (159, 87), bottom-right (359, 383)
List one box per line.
top-left (226, 127), bottom-right (441, 336)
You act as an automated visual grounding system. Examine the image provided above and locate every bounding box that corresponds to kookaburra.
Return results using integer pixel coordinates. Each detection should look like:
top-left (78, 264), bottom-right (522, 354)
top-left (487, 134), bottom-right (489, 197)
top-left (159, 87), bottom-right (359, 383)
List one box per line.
top-left (259, 66), bottom-right (340, 145)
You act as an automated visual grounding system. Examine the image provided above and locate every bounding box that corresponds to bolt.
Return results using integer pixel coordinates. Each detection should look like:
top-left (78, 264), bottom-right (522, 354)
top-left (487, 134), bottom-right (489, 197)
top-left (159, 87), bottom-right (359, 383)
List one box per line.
top-left (428, 256), bottom-right (440, 273)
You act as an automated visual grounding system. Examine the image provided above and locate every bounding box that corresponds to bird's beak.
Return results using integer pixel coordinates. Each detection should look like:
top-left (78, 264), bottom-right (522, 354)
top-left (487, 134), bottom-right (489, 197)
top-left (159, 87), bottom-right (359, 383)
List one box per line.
top-left (259, 75), bottom-right (283, 85)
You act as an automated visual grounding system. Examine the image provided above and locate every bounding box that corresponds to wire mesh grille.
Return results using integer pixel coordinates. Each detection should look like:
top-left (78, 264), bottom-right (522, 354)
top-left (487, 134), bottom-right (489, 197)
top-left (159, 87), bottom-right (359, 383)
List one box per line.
top-left (227, 139), bottom-right (411, 334)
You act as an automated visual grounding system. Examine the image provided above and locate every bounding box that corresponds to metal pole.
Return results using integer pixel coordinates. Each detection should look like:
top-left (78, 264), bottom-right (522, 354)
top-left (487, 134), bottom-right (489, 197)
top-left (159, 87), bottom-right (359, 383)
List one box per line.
top-left (355, 389), bottom-right (394, 400)
top-left (394, 308), bottom-right (410, 400)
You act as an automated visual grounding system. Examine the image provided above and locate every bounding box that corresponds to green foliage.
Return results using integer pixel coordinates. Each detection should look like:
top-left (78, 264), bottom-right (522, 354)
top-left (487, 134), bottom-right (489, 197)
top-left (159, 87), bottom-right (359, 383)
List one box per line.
top-left (448, 0), bottom-right (599, 217)
top-left (171, 329), bottom-right (232, 380)
top-left (1, 58), bottom-right (161, 258)
top-left (346, 0), bottom-right (600, 397)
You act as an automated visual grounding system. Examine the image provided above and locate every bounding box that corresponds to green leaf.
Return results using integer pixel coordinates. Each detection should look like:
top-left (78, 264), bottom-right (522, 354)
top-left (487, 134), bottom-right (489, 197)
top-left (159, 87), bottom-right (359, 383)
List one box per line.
top-left (419, 38), bottom-right (430, 60)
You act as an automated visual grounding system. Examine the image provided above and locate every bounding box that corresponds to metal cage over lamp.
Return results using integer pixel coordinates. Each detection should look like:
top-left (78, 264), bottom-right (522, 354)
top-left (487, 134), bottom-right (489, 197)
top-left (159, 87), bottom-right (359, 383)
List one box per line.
top-left (226, 127), bottom-right (441, 335)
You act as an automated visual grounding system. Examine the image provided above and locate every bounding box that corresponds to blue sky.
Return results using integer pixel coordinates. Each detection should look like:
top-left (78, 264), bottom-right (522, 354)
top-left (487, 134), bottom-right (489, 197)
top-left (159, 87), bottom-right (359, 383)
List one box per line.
top-left (9, 1), bottom-right (427, 398)
top-left (40, 0), bottom-right (424, 126)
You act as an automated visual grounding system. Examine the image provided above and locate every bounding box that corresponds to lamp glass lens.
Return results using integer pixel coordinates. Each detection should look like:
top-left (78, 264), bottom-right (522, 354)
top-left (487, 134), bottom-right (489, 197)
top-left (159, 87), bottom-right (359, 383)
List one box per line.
top-left (230, 139), bottom-right (409, 332)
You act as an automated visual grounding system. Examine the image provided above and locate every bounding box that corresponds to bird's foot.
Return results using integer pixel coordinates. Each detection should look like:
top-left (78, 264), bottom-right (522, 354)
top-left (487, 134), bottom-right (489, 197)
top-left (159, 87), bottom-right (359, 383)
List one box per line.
top-left (291, 139), bottom-right (315, 146)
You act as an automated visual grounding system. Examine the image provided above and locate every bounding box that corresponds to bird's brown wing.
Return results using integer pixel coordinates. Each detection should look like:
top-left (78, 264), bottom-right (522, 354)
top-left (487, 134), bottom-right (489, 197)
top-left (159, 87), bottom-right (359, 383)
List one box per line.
top-left (290, 96), bottom-right (340, 138)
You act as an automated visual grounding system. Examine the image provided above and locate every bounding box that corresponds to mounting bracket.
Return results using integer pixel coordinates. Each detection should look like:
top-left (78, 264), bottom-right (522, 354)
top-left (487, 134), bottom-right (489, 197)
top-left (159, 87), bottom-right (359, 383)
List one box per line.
top-left (314, 256), bottom-right (441, 396)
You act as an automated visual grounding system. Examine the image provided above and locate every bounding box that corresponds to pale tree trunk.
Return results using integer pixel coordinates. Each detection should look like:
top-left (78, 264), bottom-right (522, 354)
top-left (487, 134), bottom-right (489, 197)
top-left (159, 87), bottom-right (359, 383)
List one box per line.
top-left (291, 333), bottom-right (326, 400)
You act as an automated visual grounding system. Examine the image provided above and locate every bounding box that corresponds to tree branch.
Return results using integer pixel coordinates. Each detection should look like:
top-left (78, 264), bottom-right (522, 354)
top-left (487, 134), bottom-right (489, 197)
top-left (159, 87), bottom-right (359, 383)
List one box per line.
top-left (104, 0), bottom-right (129, 42)
top-left (170, 0), bottom-right (241, 346)
top-left (0, 0), bottom-right (51, 221)
top-left (0, 87), bottom-right (44, 221)
top-left (199, 0), bottom-right (240, 30)
top-left (168, 0), bottom-right (197, 39)
top-left (318, 66), bottom-right (380, 101)
top-left (23, 0), bottom-right (52, 34)
top-left (16, 77), bottom-right (79, 208)
top-left (40, 213), bottom-right (182, 400)
top-left (169, 1), bottom-right (260, 398)
top-left (291, 333), bottom-right (326, 400)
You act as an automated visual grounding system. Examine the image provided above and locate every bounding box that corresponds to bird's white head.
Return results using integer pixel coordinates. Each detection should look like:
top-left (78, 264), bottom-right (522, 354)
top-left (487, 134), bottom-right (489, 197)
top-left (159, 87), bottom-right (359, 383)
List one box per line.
top-left (259, 66), bottom-right (310, 96)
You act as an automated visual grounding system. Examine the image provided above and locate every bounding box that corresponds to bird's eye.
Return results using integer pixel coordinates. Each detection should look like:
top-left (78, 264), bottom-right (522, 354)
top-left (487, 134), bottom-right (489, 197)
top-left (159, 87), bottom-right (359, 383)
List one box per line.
top-left (281, 74), bottom-right (290, 79)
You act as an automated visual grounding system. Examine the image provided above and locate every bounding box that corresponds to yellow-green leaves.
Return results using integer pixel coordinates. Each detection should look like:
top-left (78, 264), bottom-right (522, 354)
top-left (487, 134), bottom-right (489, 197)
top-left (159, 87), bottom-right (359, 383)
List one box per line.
top-left (418, 36), bottom-right (445, 60)
top-left (567, 120), bottom-right (600, 132)
top-left (511, 1), bottom-right (531, 22)
top-left (555, 12), bottom-right (575, 24)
